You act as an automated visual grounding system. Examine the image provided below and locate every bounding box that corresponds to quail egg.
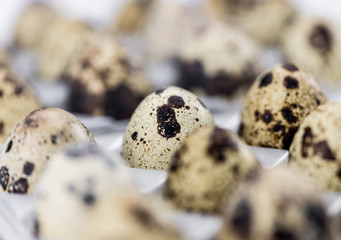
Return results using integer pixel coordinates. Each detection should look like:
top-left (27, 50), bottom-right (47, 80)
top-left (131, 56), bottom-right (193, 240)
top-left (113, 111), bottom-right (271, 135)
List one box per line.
top-left (122, 86), bottom-right (214, 170)
top-left (0, 69), bottom-right (41, 143)
top-left (216, 168), bottom-right (330, 240)
top-left (176, 21), bottom-right (261, 98)
top-left (282, 16), bottom-right (341, 83)
top-left (164, 125), bottom-right (259, 213)
top-left (290, 102), bottom-right (341, 192)
top-left (15, 2), bottom-right (58, 49)
top-left (0, 107), bottom-right (94, 194)
top-left (239, 63), bottom-right (327, 149)
top-left (65, 34), bottom-right (153, 120)
top-left (38, 19), bottom-right (93, 80)
top-left (35, 143), bottom-right (183, 240)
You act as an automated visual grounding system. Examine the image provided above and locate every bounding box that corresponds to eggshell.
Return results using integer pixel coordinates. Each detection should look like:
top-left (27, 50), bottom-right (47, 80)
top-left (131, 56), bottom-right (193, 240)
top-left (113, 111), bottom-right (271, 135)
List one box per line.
top-left (122, 86), bottom-right (214, 170)
top-left (0, 107), bottom-right (94, 194)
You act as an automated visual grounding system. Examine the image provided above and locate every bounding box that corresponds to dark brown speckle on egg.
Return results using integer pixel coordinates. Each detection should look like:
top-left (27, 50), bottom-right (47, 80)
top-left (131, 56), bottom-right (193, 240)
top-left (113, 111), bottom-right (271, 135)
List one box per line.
top-left (131, 131), bottom-right (138, 141)
top-left (301, 127), bottom-right (314, 157)
top-left (51, 135), bottom-right (57, 144)
top-left (261, 110), bottom-right (273, 124)
top-left (281, 107), bottom-right (298, 124)
top-left (230, 198), bottom-right (252, 239)
top-left (82, 192), bottom-right (96, 206)
top-left (282, 63), bottom-right (299, 72)
top-left (0, 166), bottom-right (9, 190)
top-left (155, 87), bottom-right (167, 95)
top-left (313, 140), bottom-right (336, 161)
top-left (259, 73), bottom-right (273, 88)
top-left (310, 24), bottom-right (332, 54)
top-left (23, 161), bottom-right (35, 176)
top-left (167, 96), bottom-right (185, 109)
top-left (5, 140), bottom-right (12, 153)
top-left (8, 177), bottom-right (29, 194)
top-left (130, 205), bottom-right (157, 228)
top-left (284, 76), bottom-right (299, 89)
top-left (207, 127), bottom-right (238, 163)
top-left (157, 104), bottom-right (181, 139)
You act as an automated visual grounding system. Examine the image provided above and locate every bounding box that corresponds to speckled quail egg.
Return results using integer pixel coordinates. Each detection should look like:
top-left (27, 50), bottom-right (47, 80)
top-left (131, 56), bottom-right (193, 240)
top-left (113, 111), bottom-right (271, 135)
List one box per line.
top-left (239, 63), bottom-right (327, 149)
top-left (0, 107), bottom-right (94, 194)
top-left (35, 143), bottom-right (183, 240)
top-left (65, 34), bottom-right (153, 120)
top-left (164, 125), bottom-right (259, 213)
top-left (15, 2), bottom-right (58, 49)
top-left (215, 168), bottom-right (330, 240)
top-left (207, 0), bottom-right (296, 45)
top-left (38, 18), bottom-right (93, 80)
top-left (176, 21), bottom-right (261, 98)
top-left (289, 102), bottom-right (341, 192)
top-left (282, 16), bottom-right (341, 83)
top-left (122, 86), bottom-right (214, 170)
top-left (0, 69), bottom-right (41, 143)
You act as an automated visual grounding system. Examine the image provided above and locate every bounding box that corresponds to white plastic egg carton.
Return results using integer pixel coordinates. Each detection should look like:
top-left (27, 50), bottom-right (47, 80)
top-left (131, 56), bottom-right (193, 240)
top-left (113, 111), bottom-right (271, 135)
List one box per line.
top-left (0, 111), bottom-right (340, 240)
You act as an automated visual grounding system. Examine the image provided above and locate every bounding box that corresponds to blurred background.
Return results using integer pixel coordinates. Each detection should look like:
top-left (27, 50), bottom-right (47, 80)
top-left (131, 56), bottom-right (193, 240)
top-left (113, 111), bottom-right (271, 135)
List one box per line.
top-left (1, 0), bottom-right (341, 119)
top-left (0, 0), bottom-right (341, 48)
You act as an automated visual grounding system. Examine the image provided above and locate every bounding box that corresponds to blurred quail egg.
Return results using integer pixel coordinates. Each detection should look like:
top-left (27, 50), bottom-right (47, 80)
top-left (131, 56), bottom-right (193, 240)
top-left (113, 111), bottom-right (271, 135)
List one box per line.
top-left (38, 19), bottom-right (93, 80)
top-left (216, 168), bottom-right (330, 240)
top-left (0, 107), bottom-right (94, 194)
top-left (176, 21), bottom-right (261, 98)
top-left (164, 125), bottom-right (259, 213)
top-left (15, 2), bottom-right (58, 49)
top-left (65, 34), bottom-right (153, 120)
top-left (35, 143), bottom-right (183, 240)
top-left (282, 16), bottom-right (341, 83)
top-left (122, 86), bottom-right (214, 170)
top-left (239, 63), bottom-right (327, 149)
top-left (290, 102), bottom-right (341, 192)
top-left (207, 0), bottom-right (296, 45)
top-left (0, 69), bottom-right (41, 143)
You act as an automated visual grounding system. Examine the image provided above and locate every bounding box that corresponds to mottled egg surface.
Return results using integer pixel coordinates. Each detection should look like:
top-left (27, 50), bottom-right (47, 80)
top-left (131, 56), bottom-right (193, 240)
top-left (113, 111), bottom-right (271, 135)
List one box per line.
top-left (0, 107), bottom-right (94, 194)
top-left (164, 125), bottom-right (259, 213)
top-left (290, 102), bottom-right (341, 192)
top-left (282, 16), bottom-right (341, 83)
top-left (122, 86), bottom-right (214, 170)
top-left (35, 143), bottom-right (183, 240)
top-left (177, 21), bottom-right (261, 98)
top-left (66, 34), bottom-right (153, 120)
top-left (216, 168), bottom-right (330, 240)
top-left (0, 69), bottom-right (41, 143)
top-left (239, 63), bottom-right (327, 149)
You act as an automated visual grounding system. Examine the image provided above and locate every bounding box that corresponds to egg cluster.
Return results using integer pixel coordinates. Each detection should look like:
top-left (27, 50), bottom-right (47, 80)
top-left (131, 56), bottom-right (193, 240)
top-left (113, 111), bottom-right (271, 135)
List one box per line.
top-left (0, 0), bottom-right (340, 240)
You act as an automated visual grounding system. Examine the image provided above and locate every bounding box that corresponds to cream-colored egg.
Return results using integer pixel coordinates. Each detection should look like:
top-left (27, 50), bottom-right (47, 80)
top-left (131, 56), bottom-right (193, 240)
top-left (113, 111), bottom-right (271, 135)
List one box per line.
top-left (0, 107), bottom-right (94, 194)
top-left (282, 16), bottom-right (341, 83)
top-left (0, 69), bottom-right (41, 143)
top-left (38, 19), bottom-right (92, 80)
top-left (35, 143), bottom-right (183, 240)
top-left (216, 168), bottom-right (329, 240)
top-left (290, 102), bottom-right (341, 192)
top-left (122, 86), bottom-right (214, 170)
top-left (14, 2), bottom-right (58, 49)
top-left (164, 125), bottom-right (259, 213)
top-left (239, 63), bottom-right (327, 149)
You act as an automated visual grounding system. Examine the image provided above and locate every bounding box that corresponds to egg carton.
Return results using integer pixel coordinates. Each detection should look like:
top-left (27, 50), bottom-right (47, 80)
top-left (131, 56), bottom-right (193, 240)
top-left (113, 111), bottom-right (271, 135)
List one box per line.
top-left (0, 112), bottom-right (340, 240)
